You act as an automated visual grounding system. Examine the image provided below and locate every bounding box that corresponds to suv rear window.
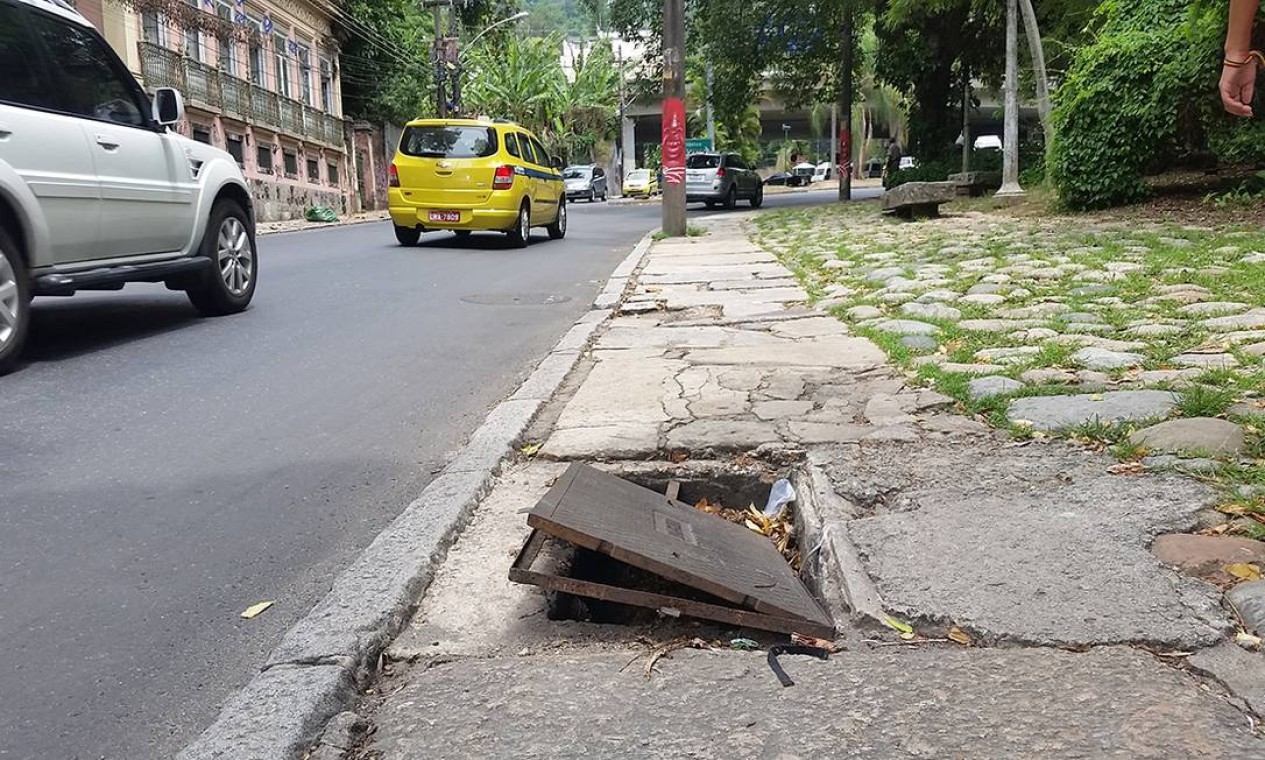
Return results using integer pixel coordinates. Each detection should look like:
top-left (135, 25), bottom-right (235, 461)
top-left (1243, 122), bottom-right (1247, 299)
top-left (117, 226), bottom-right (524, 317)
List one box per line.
top-left (400, 125), bottom-right (498, 159)
top-left (686, 154), bottom-right (721, 169)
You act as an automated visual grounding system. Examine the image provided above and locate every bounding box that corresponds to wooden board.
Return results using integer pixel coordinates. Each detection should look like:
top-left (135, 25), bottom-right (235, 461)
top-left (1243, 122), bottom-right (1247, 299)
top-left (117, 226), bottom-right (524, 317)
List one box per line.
top-left (525, 463), bottom-right (833, 634)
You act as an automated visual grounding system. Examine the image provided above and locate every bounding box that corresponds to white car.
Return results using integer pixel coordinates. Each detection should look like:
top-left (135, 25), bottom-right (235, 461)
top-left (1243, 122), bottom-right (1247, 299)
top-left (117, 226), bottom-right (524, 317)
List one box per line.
top-left (0, 0), bottom-right (257, 374)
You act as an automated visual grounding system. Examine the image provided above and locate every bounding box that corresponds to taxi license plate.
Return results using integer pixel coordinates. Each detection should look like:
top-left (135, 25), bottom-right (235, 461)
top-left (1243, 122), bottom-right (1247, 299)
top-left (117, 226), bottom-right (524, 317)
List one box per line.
top-left (429, 210), bottom-right (461, 223)
top-left (687, 172), bottom-right (704, 181)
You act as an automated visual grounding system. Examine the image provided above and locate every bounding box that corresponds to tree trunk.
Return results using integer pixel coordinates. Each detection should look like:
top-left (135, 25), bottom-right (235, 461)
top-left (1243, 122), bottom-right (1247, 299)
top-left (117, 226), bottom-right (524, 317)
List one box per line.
top-left (998, 0), bottom-right (1024, 196)
top-left (1018, 0), bottom-right (1053, 149)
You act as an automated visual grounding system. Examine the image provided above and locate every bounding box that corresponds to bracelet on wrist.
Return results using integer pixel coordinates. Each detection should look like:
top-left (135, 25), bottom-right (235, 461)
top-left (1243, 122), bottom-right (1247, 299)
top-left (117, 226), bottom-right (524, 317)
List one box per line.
top-left (1224, 50), bottom-right (1265, 68)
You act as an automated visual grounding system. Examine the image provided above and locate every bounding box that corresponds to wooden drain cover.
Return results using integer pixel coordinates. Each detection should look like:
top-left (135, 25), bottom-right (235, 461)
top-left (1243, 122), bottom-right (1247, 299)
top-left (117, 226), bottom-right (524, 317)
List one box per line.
top-left (509, 462), bottom-right (835, 638)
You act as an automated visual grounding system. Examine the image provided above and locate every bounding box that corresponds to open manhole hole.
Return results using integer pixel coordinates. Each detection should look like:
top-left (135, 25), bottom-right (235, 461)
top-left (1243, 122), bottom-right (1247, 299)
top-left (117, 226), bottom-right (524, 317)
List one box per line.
top-left (460, 292), bottom-right (572, 306)
top-left (510, 463), bottom-right (833, 637)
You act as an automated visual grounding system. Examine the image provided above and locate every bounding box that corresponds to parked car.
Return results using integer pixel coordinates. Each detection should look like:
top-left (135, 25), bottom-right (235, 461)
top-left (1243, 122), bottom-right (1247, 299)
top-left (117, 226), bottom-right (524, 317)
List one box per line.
top-left (813, 162), bottom-right (833, 183)
top-left (763, 172), bottom-right (790, 186)
top-left (563, 164), bottom-right (607, 202)
top-left (684, 152), bottom-right (763, 209)
top-left (0, 0), bottom-right (258, 375)
top-left (899, 156), bottom-right (918, 171)
top-left (788, 162), bottom-right (817, 187)
top-left (863, 158), bottom-right (884, 178)
top-left (389, 118), bottom-right (566, 248)
top-left (622, 168), bottom-right (659, 198)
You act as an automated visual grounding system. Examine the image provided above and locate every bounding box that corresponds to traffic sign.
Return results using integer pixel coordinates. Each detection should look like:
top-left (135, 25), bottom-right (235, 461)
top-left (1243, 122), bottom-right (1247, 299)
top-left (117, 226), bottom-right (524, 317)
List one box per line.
top-left (685, 138), bottom-right (713, 153)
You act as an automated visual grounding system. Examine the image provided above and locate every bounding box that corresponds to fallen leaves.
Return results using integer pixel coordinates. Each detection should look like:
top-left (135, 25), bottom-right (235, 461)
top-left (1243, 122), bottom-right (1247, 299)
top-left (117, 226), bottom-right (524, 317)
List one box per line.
top-left (1227, 563), bottom-right (1262, 582)
top-left (1107, 462), bottom-right (1147, 476)
top-left (947, 627), bottom-right (974, 646)
top-left (791, 632), bottom-right (839, 652)
top-left (694, 497), bottom-right (800, 569)
top-left (240, 600), bottom-right (275, 619)
top-left (883, 616), bottom-right (916, 640)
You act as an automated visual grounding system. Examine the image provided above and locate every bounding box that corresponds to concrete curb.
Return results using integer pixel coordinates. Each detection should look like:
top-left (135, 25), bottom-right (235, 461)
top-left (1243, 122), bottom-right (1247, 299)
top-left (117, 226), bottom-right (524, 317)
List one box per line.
top-left (256, 214), bottom-right (390, 237)
top-left (177, 229), bottom-right (661, 760)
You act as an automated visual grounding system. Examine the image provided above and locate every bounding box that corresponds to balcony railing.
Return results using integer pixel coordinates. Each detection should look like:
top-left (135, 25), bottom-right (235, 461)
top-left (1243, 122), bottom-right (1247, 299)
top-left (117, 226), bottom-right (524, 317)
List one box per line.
top-left (137, 41), bottom-right (346, 150)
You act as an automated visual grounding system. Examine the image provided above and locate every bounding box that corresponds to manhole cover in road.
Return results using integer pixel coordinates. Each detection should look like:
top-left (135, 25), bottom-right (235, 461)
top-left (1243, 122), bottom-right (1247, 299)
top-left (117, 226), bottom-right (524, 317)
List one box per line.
top-left (460, 292), bottom-right (573, 306)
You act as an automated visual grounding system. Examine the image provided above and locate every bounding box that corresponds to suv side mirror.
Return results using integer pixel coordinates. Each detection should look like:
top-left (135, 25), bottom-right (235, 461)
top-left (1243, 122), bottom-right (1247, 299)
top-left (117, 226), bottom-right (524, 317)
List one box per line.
top-left (551, 156), bottom-right (564, 170)
top-left (152, 87), bottom-right (184, 127)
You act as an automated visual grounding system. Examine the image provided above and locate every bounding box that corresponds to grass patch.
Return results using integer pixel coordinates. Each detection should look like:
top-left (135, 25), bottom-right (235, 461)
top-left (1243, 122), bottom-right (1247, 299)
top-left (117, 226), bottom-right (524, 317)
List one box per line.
top-left (1175, 384), bottom-right (1237, 418)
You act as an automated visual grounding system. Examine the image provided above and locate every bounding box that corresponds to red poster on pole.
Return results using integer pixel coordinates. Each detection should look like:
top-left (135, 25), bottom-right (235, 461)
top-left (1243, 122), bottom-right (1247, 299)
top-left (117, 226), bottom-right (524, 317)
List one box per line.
top-left (662, 97), bottom-right (686, 185)
top-left (838, 128), bottom-right (852, 177)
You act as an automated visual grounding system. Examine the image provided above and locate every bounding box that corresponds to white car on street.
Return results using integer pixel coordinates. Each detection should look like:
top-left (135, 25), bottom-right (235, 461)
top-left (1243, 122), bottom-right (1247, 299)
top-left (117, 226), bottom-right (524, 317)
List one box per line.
top-left (0, 0), bottom-right (257, 374)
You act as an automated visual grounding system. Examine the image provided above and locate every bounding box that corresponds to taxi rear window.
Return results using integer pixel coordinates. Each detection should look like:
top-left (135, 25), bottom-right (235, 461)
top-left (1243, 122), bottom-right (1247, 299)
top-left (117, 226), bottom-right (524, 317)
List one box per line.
top-left (400, 126), bottom-right (498, 158)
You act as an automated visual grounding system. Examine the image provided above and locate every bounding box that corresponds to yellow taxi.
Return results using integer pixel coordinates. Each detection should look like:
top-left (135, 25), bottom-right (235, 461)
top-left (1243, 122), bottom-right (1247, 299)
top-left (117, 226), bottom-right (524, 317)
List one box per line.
top-left (622, 168), bottom-right (659, 197)
top-left (389, 118), bottom-right (566, 248)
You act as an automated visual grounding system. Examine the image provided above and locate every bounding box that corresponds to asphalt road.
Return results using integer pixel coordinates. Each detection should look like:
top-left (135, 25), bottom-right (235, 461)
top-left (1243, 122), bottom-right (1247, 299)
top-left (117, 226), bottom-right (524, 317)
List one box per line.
top-left (0, 185), bottom-right (868, 758)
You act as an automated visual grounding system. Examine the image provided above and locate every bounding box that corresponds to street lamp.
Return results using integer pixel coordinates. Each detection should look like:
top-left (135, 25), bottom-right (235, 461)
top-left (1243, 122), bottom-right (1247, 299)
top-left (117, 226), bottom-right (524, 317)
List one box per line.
top-left (464, 10), bottom-right (529, 53)
top-left (450, 10), bottom-right (529, 114)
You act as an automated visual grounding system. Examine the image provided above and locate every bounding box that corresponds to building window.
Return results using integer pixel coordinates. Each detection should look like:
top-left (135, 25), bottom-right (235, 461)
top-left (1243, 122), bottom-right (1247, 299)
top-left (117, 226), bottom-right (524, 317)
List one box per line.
top-left (319, 57), bottom-right (332, 112)
top-left (141, 11), bottom-right (165, 45)
top-left (327, 162), bottom-right (338, 185)
top-left (283, 149), bottom-right (297, 176)
top-left (225, 133), bottom-right (244, 165)
top-left (248, 17), bottom-right (265, 86)
top-left (306, 157), bottom-right (319, 182)
top-left (183, 0), bottom-right (202, 61)
top-left (297, 45), bottom-right (312, 106)
top-left (273, 33), bottom-right (291, 97)
top-left (192, 125), bottom-right (212, 144)
top-left (215, 2), bottom-right (238, 75)
top-left (256, 144), bottom-right (273, 172)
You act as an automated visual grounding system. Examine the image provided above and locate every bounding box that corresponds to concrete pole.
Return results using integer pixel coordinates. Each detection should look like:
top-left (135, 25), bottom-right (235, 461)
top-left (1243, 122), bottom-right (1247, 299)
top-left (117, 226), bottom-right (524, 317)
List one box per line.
top-left (997, 0), bottom-right (1025, 197)
top-left (837, 6), bottom-right (853, 201)
top-left (661, 0), bottom-right (687, 236)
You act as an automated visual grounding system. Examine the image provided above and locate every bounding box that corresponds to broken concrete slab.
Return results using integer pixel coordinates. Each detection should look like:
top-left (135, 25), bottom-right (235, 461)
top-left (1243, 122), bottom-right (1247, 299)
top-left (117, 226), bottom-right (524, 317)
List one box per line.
top-left (1129, 418), bottom-right (1246, 457)
top-left (1189, 642), bottom-right (1265, 716)
top-left (368, 648), bottom-right (1264, 759)
top-left (1228, 580), bottom-right (1265, 635)
top-left (1008, 391), bottom-right (1179, 431)
top-left (968, 376), bottom-right (1025, 401)
top-left (830, 441), bottom-right (1226, 646)
top-left (665, 419), bottom-right (781, 453)
top-left (682, 336), bottom-right (886, 369)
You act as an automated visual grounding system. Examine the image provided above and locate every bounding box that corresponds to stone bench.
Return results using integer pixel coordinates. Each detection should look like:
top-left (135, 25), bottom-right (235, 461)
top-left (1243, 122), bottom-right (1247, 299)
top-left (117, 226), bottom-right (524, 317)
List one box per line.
top-left (881, 181), bottom-right (956, 219)
top-left (948, 171), bottom-right (1002, 197)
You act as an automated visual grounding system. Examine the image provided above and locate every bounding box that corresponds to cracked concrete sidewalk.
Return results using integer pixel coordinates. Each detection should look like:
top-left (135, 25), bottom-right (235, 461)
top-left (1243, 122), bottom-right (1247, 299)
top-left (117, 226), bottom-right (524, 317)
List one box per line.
top-left (351, 212), bottom-right (1265, 759)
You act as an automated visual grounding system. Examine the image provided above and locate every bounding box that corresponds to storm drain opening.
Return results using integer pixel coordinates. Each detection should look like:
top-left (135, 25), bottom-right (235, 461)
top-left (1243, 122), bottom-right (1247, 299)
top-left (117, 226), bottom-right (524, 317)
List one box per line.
top-left (509, 462), bottom-right (834, 638)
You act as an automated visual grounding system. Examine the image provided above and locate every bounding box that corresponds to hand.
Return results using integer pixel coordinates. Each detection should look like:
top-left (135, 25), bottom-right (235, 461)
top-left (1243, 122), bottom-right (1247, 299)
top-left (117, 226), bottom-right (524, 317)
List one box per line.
top-left (1221, 57), bottom-right (1257, 117)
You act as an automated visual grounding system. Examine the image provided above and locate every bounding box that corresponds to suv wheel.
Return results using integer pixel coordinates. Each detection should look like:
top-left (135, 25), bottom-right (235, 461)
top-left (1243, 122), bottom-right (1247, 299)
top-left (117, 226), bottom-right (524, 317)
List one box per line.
top-left (0, 228), bottom-right (30, 375)
top-left (547, 200), bottom-right (567, 240)
top-left (186, 200), bottom-right (257, 317)
top-left (750, 184), bottom-right (764, 209)
top-left (508, 203), bottom-right (531, 248)
top-left (723, 185), bottom-right (737, 210)
top-left (394, 224), bottom-right (421, 246)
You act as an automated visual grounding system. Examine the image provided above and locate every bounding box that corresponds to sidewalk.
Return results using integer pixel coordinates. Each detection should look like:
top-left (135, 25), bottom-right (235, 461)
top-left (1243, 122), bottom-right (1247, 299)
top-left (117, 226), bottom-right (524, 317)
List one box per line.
top-left (346, 210), bottom-right (1263, 759)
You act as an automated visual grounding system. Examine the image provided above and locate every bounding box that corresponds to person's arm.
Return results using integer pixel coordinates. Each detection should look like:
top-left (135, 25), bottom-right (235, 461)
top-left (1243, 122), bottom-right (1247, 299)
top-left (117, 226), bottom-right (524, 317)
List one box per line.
top-left (1222, 0), bottom-right (1260, 116)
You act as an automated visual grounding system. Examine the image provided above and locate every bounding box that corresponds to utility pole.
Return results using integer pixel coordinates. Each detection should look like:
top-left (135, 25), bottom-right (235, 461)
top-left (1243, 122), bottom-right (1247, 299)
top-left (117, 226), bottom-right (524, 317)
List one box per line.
top-left (426, 0), bottom-right (447, 117)
top-left (837, 6), bottom-right (853, 201)
top-left (997, 0), bottom-right (1025, 197)
top-left (660, 0), bottom-right (686, 236)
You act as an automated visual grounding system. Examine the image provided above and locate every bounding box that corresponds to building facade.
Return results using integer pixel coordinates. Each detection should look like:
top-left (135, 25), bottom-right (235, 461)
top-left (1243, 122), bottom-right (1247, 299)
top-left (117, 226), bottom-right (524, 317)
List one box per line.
top-left (77, 0), bottom-right (354, 222)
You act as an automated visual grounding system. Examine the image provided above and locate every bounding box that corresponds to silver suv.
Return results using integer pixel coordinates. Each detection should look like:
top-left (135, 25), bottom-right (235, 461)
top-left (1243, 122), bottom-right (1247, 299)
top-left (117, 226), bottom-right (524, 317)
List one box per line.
top-left (563, 165), bottom-right (608, 203)
top-left (0, 0), bottom-right (257, 374)
top-left (685, 152), bottom-right (763, 209)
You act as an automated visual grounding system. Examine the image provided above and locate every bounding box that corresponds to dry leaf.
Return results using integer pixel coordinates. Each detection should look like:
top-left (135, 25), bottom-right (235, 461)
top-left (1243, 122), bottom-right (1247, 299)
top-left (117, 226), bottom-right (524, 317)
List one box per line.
top-left (1107, 462), bottom-right (1146, 476)
top-left (1226, 563), bottom-right (1261, 581)
top-left (1089, 394), bottom-right (1104, 402)
top-left (744, 519), bottom-right (763, 532)
top-left (519, 442), bottom-right (541, 456)
top-left (884, 616), bottom-right (914, 635)
top-left (948, 627), bottom-right (973, 646)
top-left (792, 632), bottom-right (838, 652)
top-left (240, 600), bottom-right (275, 619)
top-left (1235, 631), bottom-right (1263, 650)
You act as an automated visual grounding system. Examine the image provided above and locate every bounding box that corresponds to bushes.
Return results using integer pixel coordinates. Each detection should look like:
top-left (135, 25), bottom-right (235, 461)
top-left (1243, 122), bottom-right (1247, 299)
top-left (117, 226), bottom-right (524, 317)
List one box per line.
top-left (1049, 0), bottom-right (1265, 209)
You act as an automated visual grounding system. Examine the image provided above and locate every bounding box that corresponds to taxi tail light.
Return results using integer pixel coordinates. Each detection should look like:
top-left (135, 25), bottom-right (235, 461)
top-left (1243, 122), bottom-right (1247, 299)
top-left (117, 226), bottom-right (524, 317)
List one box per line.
top-left (388, 163), bottom-right (400, 187)
top-left (493, 165), bottom-right (515, 190)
